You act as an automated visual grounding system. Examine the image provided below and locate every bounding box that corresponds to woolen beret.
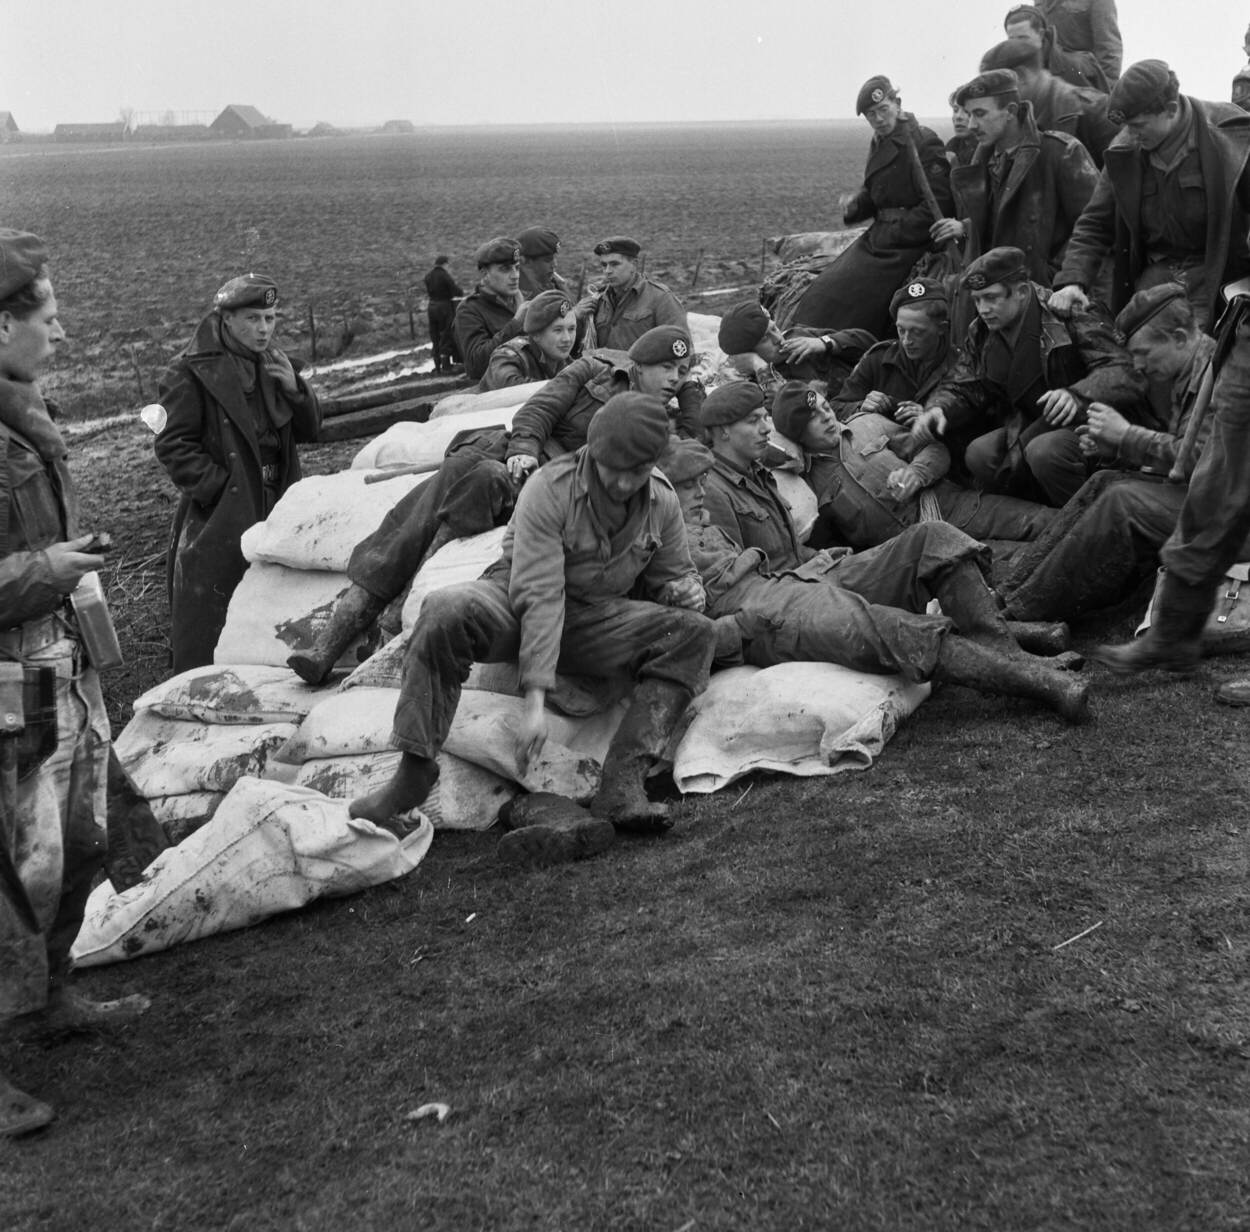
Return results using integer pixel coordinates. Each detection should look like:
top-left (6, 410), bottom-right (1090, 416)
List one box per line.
top-left (213, 273), bottom-right (279, 310)
top-left (980, 38), bottom-right (1042, 73)
top-left (593, 236), bottom-right (641, 259)
top-left (889, 277), bottom-right (949, 318)
top-left (524, 289), bottom-right (574, 333)
top-left (586, 393), bottom-right (671, 468)
top-left (699, 382), bottom-right (765, 428)
top-left (856, 75), bottom-right (896, 115)
top-left (771, 381), bottom-right (822, 444)
top-left (628, 325), bottom-right (692, 365)
top-left (657, 438), bottom-right (715, 484)
top-left (954, 70), bottom-right (1021, 108)
top-left (518, 227), bottom-right (560, 258)
top-left (1115, 283), bottom-right (1189, 339)
top-left (717, 301), bottom-right (771, 355)
top-left (474, 236), bottom-right (521, 267)
top-left (1107, 60), bottom-right (1177, 125)
top-left (0, 229), bottom-right (48, 301)
top-left (962, 246), bottom-right (1029, 291)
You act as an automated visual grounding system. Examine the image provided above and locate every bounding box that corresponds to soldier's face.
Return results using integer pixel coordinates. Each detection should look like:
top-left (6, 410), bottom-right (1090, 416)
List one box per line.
top-left (593, 459), bottom-right (654, 503)
top-left (719, 408), bottom-right (773, 465)
top-left (673, 474), bottom-right (708, 522)
top-left (222, 305), bottom-right (276, 352)
top-left (1005, 20), bottom-right (1044, 51)
top-left (635, 358), bottom-right (687, 400)
top-left (894, 306), bottom-right (944, 361)
top-left (481, 261), bottom-right (520, 297)
top-left (753, 321), bottom-right (785, 362)
top-left (966, 98), bottom-right (1015, 148)
top-left (1123, 105), bottom-right (1180, 151)
top-left (863, 98), bottom-right (901, 138)
top-left (1127, 328), bottom-right (1190, 381)
top-left (971, 282), bottom-right (1029, 332)
top-left (523, 254), bottom-right (556, 283)
top-left (532, 312), bottom-right (577, 363)
top-left (0, 280), bottom-right (64, 382)
top-left (799, 402), bottom-right (840, 453)
top-left (599, 253), bottom-right (637, 289)
top-left (951, 104), bottom-right (971, 135)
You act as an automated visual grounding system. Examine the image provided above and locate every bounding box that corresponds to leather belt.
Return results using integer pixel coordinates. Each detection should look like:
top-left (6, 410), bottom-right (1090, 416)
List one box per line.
top-left (0, 613), bottom-right (68, 657)
top-left (261, 463), bottom-right (281, 484)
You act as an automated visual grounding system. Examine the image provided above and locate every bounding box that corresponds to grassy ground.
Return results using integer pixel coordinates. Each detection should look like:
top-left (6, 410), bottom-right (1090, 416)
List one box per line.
top-left (2, 430), bottom-right (1248, 1230)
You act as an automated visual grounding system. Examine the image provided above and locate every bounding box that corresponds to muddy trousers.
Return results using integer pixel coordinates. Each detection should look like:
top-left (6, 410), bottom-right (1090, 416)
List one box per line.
top-left (0, 638), bottom-right (108, 1020)
top-left (965, 427), bottom-right (1088, 507)
top-left (390, 579), bottom-right (716, 757)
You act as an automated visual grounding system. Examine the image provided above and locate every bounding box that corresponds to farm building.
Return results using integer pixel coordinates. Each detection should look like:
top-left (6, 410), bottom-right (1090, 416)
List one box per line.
top-left (133, 124), bottom-right (211, 142)
top-left (0, 113), bottom-right (19, 142)
top-left (380, 119), bottom-right (416, 134)
top-left (54, 121), bottom-right (129, 143)
top-left (210, 105), bottom-right (292, 140)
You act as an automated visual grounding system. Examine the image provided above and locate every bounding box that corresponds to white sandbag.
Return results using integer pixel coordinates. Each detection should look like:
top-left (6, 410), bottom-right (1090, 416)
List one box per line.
top-left (350, 405), bottom-right (520, 471)
top-left (292, 750), bottom-right (516, 831)
top-left (341, 629), bottom-right (412, 691)
top-left (672, 662), bottom-right (929, 794)
top-left (70, 779), bottom-right (434, 967)
top-left (214, 565), bottom-right (364, 669)
top-left (240, 469), bottom-right (430, 572)
top-left (400, 526), bottom-right (507, 628)
top-left (149, 792), bottom-right (225, 845)
top-left (276, 687), bottom-right (401, 762)
top-left (429, 380), bottom-right (547, 420)
top-left (114, 711), bottom-right (297, 797)
top-left (132, 665), bottom-right (334, 724)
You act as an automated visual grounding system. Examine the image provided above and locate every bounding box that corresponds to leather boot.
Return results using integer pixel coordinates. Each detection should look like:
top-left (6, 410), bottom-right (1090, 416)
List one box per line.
top-left (287, 583), bottom-right (387, 685)
top-left (590, 679), bottom-right (692, 833)
top-left (934, 635), bottom-right (1091, 723)
top-left (349, 753), bottom-right (439, 826)
top-left (1006, 620), bottom-right (1071, 657)
top-left (933, 561), bottom-right (1016, 647)
top-left (497, 792), bottom-right (616, 865)
top-left (1090, 571), bottom-right (1211, 676)
top-left (0, 1070), bottom-right (52, 1137)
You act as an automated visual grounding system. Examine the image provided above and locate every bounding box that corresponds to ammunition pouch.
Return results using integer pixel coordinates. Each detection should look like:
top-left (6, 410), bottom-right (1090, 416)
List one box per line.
top-left (0, 661), bottom-right (58, 781)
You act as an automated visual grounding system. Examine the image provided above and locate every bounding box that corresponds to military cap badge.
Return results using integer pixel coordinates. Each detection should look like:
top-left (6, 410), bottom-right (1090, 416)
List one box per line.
top-left (672, 339), bottom-right (689, 358)
top-left (1108, 108), bottom-right (1126, 126)
top-left (871, 88), bottom-right (885, 103)
top-left (559, 301), bottom-right (571, 315)
top-left (805, 389), bottom-right (817, 409)
top-left (965, 272), bottom-right (988, 290)
top-left (907, 283), bottom-right (926, 298)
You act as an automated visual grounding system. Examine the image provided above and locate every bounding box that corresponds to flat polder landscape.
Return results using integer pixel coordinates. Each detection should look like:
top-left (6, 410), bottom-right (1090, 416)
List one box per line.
top-left (2, 126), bottom-right (1248, 1232)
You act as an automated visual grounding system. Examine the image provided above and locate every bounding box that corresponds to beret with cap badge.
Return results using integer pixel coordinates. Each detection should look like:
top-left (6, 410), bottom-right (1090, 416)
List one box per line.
top-left (593, 236), bottom-right (642, 259)
top-left (628, 325), bottom-right (692, 366)
top-left (856, 75), bottom-right (896, 115)
top-left (1114, 282), bottom-right (1190, 340)
top-left (889, 277), bottom-right (949, 318)
top-left (699, 382), bottom-right (766, 428)
top-left (771, 381), bottom-right (822, 444)
top-left (523, 289), bottom-right (574, 334)
top-left (517, 227), bottom-right (560, 258)
top-left (961, 246), bottom-right (1029, 291)
top-left (213, 272), bottom-right (279, 311)
top-left (954, 69), bottom-right (1021, 108)
top-left (1107, 59), bottom-right (1177, 126)
top-left (474, 236), bottom-right (521, 268)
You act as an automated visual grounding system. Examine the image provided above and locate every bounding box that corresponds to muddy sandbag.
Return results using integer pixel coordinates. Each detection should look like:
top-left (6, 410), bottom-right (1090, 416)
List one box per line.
top-left (350, 405), bottom-right (521, 471)
top-left (114, 711), bottom-right (297, 797)
top-left (769, 230), bottom-right (866, 263)
top-left (341, 629), bottom-right (412, 691)
top-left (149, 792), bottom-right (226, 846)
top-left (292, 750), bottom-right (516, 831)
top-left (132, 665), bottom-right (335, 724)
top-left (400, 526), bottom-right (508, 628)
top-left (276, 687), bottom-right (402, 762)
top-left (430, 380), bottom-right (546, 420)
top-left (240, 469), bottom-right (430, 572)
top-left (70, 779), bottom-right (434, 967)
top-left (671, 662), bottom-right (929, 794)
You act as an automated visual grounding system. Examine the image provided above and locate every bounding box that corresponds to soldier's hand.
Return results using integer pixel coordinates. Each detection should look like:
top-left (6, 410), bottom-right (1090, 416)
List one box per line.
top-left (1037, 388), bottom-right (1081, 426)
top-left (510, 293), bottom-right (529, 322)
top-left (910, 406), bottom-right (947, 444)
top-left (1075, 425), bottom-right (1102, 457)
top-left (262, 349), bottom-right (300, 395)
top-left (885, 467), bottom-right (924, 502)
top-left (777, 336), bottom-right (826, 363)
top-left (44, 536), bottom-right (106, 592)
top-left (930, 218), bottom-right (965, 245)
top-left (861, 390), bottom-right (894, 416)
top-left (656, 575), bottom-right (705, 612)
top-left (515, 691), bottom-right (549, 775)
top-left (506, 455), bottom-right (538, 484)
top-left (1085, 402), bottom-right (1130, 448)
top-left (894, 400), bottom-right (923, 426)
top-left (1048, 285), bottom-right (1089, 317)
top-left (573, 293), bottom-right (599, 320)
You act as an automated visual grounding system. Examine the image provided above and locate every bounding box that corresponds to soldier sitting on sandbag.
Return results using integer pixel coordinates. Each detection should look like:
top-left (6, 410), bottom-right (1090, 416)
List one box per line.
top-left (477, 290), bottom-right (578, 392)
top-left (715, 300), bottom-right (876, 400)
top-left (670, 396), bottom-right (1088, 723)
top-left (349, 393), bottom-right (717, 865)
top-left (287, 326), bottom-right (705, 685)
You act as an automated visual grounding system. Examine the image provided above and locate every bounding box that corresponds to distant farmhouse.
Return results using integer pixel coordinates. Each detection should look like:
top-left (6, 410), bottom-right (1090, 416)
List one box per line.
top-left (133, 123), bottom-right (211, 142)
top-left (0, 113), bottom-right (19, 142)
top-left (380, 119), bottom-right (416, 134)
top-left (54, 120), bottom-right (130, 143)
top-left (210, 105), bottom-right (293, 140)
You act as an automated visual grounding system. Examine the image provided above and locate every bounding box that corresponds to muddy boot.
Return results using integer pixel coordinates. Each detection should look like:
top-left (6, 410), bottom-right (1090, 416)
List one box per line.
top-left (932, 561), bottom-right (1017, 647)
top-left (497, 792), bottom-right (616, 865)
top-left (1090, 571), bottom-right (1209, 676)
top-left (0, 1069), bottom-right (52, 1137)
top-left (590, 679), bottom-right (691, 833)
top-left (34, 984), bottom-right (151, 1034)
top-left (934, 635), bottom-right (1091, 723)
top-left (287, 583), bottom-right (387, 685)
top-left (349, 753), bottom-right (439, 825)
top-left (1006, 620), bottom-right (1071, 657)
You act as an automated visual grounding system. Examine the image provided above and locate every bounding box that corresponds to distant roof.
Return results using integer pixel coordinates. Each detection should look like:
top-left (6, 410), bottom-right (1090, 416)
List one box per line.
top-left (54, 122), bottom-right (126, 134)
top-left (0, 112), bottom-right (18, 132)
top-left (213, 104), bottom-right (270, 128)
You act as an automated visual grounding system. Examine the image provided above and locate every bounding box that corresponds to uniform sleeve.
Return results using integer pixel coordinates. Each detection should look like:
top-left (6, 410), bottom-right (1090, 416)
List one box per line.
top-left (0, 548), bottom-right (68, 625)
top-left (153, 362), bottom-right (229, 506)
top-left (1052, 138), bottom-right (1100, 267)
top-left (455, 301), bottom-right (523, 381)
top-left (653, 288), bottom-right (688, 330)
top-left (480, 348), bottom-right (530, 393)
top-left (672, 379), bottom-right (705, 440)
top-left (507, 473), bottom-right (569, 691)
top-left (700, 475), bottom-right (746, 549)
top-left (830, 348), bottom-right (887, 418)
top-left (1054, 166), bottom-right (1117, 292)
top-left (1065, 308), bottom-right (1147, 411)
top-left (925, 333), bottom-right (999, 434)
top-left (1090, 0), bottom-right (1123, 83)
top-left (1114, 423), bottom-right (1180, 473)
top-left (506, 358), bottom-right (596, 461)
top-left (639, 488), bottom-right (703, 600)
top-left (894, 427), bottom-right (952, 484)
top-left (288, 360), bottom-right (321, 444)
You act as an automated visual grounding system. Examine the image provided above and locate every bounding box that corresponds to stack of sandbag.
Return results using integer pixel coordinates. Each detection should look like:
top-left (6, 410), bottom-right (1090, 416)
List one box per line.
top-left (117, 665), bottom-right (336, 843)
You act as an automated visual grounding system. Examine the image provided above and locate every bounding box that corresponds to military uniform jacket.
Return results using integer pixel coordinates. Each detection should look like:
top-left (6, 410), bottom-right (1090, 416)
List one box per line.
top-left (831, 337), bottom-right (960, 421)
top-left (495, 449), bottom-right (698, 690)
top-left (1056, 97), bottom-right (1250, 324)
top-left (1038, 0), bottom-right (1122, 86)
top-left (702, 455), bottom-right (812, 573)
top-left (478, 337), bottom-right (569, 393)
top-left (951, 102), bottom-right (1099, 286)
top-left (454, 285), bottom-right (524, 380)
top-left (591, 274), bottom-right (687, 351)
top-left (424, 267), bottom-right (462, 302)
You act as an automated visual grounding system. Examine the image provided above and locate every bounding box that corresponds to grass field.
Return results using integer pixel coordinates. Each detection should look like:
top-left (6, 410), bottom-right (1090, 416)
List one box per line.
top-left (3, 126), bottom-right (1249, 1231)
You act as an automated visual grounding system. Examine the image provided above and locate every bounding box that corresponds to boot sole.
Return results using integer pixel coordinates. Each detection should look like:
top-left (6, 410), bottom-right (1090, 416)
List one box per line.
top-left (286, 653), bottom-right (332, 686)
top-left (1088, 648), bottom-right (1199, 677)
top-left (497, 819), bottom-right (616, 865)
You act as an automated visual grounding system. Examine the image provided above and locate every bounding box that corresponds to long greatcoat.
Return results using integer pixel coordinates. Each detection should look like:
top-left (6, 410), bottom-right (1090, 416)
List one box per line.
top-left (155, 314), bottom-right (320, 671)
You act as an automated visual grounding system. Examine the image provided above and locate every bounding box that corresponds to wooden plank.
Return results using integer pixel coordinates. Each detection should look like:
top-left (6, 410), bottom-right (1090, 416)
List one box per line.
top-left (315, 400), bottom-right (434, 443)
top-left (319, 373), bottom-right (473, 417)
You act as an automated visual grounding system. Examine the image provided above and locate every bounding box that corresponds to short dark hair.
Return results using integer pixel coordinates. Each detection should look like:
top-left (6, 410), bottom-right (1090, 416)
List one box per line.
top-left (1004, 5), bottom-right (1046, 34)
top-left (894, 298), bottom-right (949, 325)
top-left (0, 266), bottom-right (50, 320)
top-left (434, 255), bottom-right (450, 266)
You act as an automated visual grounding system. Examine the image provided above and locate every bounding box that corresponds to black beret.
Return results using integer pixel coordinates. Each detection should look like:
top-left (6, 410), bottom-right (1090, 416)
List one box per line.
top-left (474, 236), bottom-right (521, 268)
top-left (0, 229), bottom-right (48, 301)
top-left (856, 76), bottom-right (896, 115)
top-left (657, 438), bottom-right (715, 485)
top-left (771, 381), bottom-right (822, 444)
top-left (524, 289), bottom-right (573, 334)
top-left (1004, 4), bottom-right (1045, 29)
top-left (980, 38), bottom-right (1042, 73)
top-left (518, 227), bottom-right (560, 258)
top-left (954, 70), bottom-right (1021, 107)
top-left (1114, 283), bottom-right (1190, 339)
top-left (213, 273), bottom-right (279, 311)
top-left (962, 246), bottom-right (1029, 291)
top-left (586, 392), bottom-right (671, 469)
top-left (593, 236), bottom-right (641, 259)
top-left (628, 325), bottom-right (692, 365)
top-left (717, 301), bottom-right (771, 355)
top-left (889, 277), bottom-right (949, 318)
top-left (700, 382), bottom-right (765, 428)
top-left (1107, 60), bottom-right (1178, 126)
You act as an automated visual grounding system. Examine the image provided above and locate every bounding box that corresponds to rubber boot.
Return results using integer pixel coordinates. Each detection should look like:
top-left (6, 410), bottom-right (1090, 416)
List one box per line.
top-left (497, 792), bottom-right (616, 865)
top-left (349, 753), bottom-right (439, 827)
top-left (1090, 571), bottom-right (1210, 676)
top-left (590, 679), bottom-right (692, 833)
top-left (0, 1069), bottom-right (52, 1137)
top-left (287, 583), bottom-right (387, 685)
top-left (1006, 620), bottom-right (1071, 657)
top-left (932, 561), bottom-right (1017, 647)
top-left (934, 635), bottom-right (1091, 723)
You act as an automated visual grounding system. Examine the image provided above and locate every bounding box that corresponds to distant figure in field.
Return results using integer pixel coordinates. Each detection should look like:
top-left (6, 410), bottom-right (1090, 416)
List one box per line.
top-left (156, 274), bottom-right (321, 671)
top-left (947, 93), bottom-right (979, 167)
top-left (790, 75), bottom-right (953, 339)
top-left (1004, 3), bottom-right (1118, 92)
top-left (517, 227), bottom-right (571, 298)
top-left (478, 290), bottom-right (577, 391)
top-left (576, 237), bottom-right (686, 352)
top-left (453, 237), bottom-right (528, 381)
top-left (423, 255), bottom-right (462, 374)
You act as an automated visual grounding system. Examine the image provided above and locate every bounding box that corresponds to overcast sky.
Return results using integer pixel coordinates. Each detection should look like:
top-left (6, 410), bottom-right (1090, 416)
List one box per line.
top-left (7, 0), bottom-right (1246, 132)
